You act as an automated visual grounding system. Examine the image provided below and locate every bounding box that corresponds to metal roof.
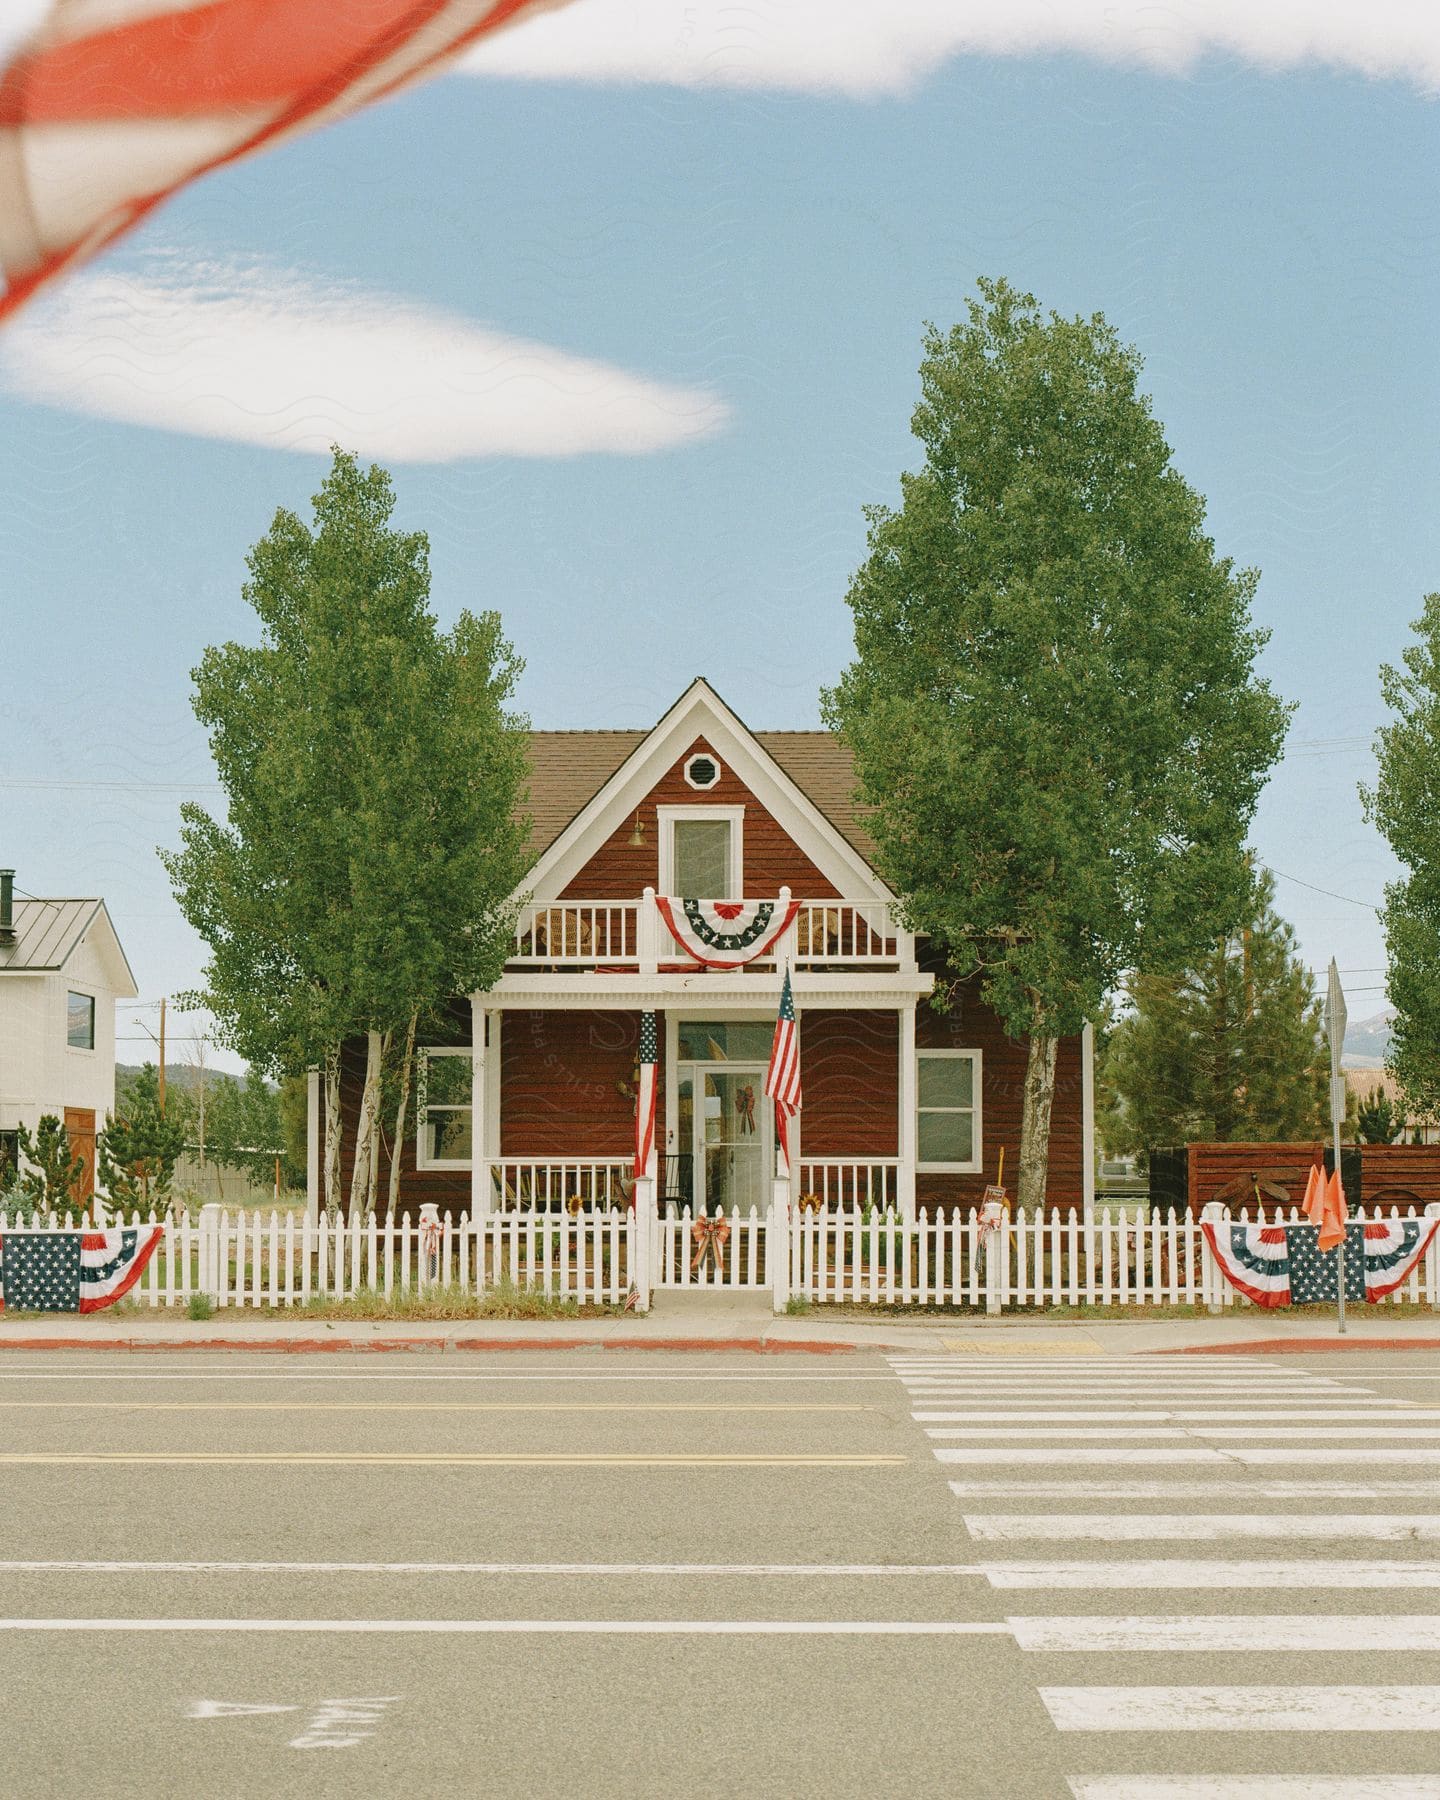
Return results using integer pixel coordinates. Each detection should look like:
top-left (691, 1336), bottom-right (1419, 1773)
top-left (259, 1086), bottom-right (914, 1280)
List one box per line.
top-left (0, 897), bottom-right (136, 994)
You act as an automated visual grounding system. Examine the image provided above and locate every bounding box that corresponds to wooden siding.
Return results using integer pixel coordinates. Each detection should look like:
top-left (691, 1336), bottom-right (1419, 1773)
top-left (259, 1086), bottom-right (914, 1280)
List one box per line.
top-left (560, 735), bottom-right (841, 901)
top-left (801, 1010), bottom-right (899, 1158)
top-left (913, 956), bottom-right (1085, 1214)
top-left (500, 1008), bottom-right (650, 1156)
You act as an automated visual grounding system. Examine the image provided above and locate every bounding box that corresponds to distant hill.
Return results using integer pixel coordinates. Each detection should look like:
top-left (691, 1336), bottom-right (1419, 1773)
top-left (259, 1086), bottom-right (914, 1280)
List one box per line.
top-left (1342, 1009), bottom-right (1394, 1072)
top-left (115, 1062), bottom-right (250, 1098)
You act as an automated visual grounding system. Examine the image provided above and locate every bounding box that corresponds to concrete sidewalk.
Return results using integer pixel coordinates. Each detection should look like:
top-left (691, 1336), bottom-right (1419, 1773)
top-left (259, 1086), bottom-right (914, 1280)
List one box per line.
top-left (2, 1293), bottom-right (1439, 1354)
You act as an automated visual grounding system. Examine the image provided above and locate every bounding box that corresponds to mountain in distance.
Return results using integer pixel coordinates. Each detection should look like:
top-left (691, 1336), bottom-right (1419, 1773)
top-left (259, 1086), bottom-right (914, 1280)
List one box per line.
top-left (1342, 1009), bottom-right (1394, 1072)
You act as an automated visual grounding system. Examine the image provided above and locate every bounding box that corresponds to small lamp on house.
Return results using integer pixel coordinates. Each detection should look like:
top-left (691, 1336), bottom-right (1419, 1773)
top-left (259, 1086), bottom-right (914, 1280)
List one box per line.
top-left (628, 811), bottom-right (646, 849)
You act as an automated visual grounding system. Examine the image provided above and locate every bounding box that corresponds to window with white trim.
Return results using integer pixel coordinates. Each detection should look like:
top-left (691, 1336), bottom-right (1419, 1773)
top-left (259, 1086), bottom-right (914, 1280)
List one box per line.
top-left (916, 1049), bottom-right (981, 1173)
top-left (416, 1048), bottom-right (473, 1168)
top-left (67, 991), bottom-right (95, 1051)
top-left (658, 806), bottom-right (744, 898)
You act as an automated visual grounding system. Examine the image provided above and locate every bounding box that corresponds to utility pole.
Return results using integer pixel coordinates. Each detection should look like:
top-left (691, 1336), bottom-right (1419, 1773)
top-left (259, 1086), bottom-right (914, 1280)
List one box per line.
top-left (158, 997), bottom-right (167, 1117)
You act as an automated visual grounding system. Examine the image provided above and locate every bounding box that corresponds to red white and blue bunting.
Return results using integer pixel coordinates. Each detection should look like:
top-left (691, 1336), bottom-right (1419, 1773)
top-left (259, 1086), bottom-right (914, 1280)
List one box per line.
top-left (1201, 1218), bottom-right (1440, 1308)
top-left (656, 894), bottom-right (801, 970)
top-left (0, 1226), bottom-right (164, 1313)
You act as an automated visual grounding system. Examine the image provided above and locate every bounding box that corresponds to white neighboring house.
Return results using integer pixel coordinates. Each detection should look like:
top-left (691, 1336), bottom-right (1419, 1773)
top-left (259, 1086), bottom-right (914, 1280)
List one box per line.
top-left (0, 870), bottom-right (138, 1200)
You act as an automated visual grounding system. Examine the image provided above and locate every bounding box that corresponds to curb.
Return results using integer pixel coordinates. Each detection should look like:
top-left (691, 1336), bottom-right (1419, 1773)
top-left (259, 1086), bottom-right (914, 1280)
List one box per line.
top-left (0, 1334), bottom-right (865, 1355)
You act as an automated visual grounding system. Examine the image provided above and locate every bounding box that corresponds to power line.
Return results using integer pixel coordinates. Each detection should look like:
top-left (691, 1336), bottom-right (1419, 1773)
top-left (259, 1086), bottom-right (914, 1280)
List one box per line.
top-left (1268, 867), bottom-right (1380, 912)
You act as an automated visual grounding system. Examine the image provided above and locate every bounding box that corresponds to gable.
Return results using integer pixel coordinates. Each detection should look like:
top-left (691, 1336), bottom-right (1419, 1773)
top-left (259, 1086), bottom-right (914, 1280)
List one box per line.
top-left (524, 730), bottom-right (876, 869)
top-left (560, 735), bottom-right (840, 901)
top-left (519, 681), bottom-right (889, 904)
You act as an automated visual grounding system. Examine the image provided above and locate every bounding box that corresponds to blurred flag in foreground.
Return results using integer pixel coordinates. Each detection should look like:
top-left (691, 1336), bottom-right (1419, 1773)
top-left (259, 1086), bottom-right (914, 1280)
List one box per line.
top-left (0, 0), bottom-right (564, 322)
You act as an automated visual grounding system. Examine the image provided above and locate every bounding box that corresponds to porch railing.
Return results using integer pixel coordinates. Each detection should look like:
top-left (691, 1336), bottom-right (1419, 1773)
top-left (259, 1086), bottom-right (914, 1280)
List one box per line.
top-left (487, 1159), bottom-right (632, 1212)
top-left (508, 894), bottom-right (912, 971)
top-left (797, 1159), bottom-right (899, 1212)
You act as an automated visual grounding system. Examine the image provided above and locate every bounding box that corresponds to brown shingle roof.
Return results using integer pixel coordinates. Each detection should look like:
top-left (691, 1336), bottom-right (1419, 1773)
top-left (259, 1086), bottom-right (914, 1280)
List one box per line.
top-left (522, 729), bottom-right (876, 868)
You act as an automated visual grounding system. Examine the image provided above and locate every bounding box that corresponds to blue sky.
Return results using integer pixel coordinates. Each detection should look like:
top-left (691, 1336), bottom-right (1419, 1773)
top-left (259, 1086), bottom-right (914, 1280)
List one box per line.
top-left (2, 10), bottom-right (1436, 1070)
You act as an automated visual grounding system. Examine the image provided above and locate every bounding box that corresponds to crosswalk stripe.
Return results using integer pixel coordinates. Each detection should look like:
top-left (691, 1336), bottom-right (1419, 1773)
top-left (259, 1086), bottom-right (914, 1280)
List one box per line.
top-left (950, 1479), bottom-right (1440, 1499)
top-left (933, 1447), bottom-right (1232, 1464)
top-left (897, 1385), bottom-right (1364, 1397)
top-left (1041, 1685), bottom-right (1440, 1732)
top-left (926, 1426), bottom-right (1440, 1439)
top-left (1201, 1426), bottom-right (1440, 1438)
top-left (1067, 1780), bottom-right (1440, 1798)
top-left (964, 1514), bottom-right (1440, 1542)
top-left (929, 1429), bottom-right (1212, 1440)
top-left (934, 1446), bottom-right (1440, 1464)
top-left (983, 1561), bottom-right (1440, 1589)
top-left (1235, 1449), bottom-right (1440, 1465)
top-left (915, 1410), bottom-right (1426, 1423)
top-left (1016, 1616), bottom-right (1440, 1652)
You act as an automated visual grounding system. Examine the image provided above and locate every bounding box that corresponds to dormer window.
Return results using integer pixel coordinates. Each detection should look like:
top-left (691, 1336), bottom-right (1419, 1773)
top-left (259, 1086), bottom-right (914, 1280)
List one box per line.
top-left (659, 806), bottom-right (744, 898)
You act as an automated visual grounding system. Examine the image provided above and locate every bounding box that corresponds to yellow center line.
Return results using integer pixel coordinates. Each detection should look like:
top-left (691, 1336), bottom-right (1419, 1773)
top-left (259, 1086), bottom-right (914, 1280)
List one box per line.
top-left (0, 1452), bottom-right (906, 1468)
top-left (0, 1402), bottom-right (866, 1414)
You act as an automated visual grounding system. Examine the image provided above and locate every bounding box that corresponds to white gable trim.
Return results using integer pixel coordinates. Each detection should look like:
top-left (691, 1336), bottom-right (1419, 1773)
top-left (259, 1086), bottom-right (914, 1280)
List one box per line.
top-left (519, 680), bottom-right (892, 905)
top-left (83, 904), bottom-right (139, 999)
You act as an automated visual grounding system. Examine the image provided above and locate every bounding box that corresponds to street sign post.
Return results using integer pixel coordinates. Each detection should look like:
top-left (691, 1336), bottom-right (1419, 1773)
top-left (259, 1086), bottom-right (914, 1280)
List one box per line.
top-left (1327, 958), bottom-right (1348, 1335)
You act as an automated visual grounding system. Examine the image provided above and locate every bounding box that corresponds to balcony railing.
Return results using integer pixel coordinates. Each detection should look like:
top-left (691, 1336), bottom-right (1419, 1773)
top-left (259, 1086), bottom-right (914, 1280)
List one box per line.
top-left (509, 890), bottom-right (912, 972)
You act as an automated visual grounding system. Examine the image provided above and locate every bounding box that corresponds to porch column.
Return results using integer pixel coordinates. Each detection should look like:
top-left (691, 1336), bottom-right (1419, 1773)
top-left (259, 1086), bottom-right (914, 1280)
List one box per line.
top-left (898, 999), bottom-right (917, 1220)
top-left (305, 1066), bottom-right (320, 1225)
top-left (1081, 1020), bottom-right (1097, 1222)
top-left (470, 997), bottom-right (490, 1220)
top-left (771, 1168), bottom-right (791, 1314)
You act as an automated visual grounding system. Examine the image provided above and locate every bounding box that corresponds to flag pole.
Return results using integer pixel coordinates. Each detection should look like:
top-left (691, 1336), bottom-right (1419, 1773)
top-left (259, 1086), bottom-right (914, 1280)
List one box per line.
top-left (1327, 959), bottom-right (1347, 1336)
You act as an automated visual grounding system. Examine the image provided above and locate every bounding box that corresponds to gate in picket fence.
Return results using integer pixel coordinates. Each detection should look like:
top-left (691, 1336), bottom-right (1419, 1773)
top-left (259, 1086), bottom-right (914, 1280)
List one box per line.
top-left (653, 1205), bottom-right (770, 1289)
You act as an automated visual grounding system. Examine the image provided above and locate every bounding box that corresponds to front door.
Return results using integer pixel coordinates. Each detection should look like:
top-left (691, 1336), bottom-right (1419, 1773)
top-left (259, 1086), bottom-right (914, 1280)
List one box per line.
top-left (675, 1062), bottom-right (771, 1215)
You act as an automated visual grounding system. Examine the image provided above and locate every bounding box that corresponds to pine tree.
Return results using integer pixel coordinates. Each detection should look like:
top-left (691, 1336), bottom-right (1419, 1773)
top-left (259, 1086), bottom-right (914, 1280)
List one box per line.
top-left (1100, 871), bottom-right (1328, 1155)
top-left (98, 1063), bottom-right (186, 1213)
top-left (1356, 1091), bottom-right (1399, 1145)
top-left (1, 1116), bottom-right (88, 1220)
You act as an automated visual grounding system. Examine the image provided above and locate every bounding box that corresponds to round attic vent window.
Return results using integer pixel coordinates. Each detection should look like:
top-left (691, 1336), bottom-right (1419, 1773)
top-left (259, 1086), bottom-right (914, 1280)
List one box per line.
top-left (684, 754), bottom-right (721, 790)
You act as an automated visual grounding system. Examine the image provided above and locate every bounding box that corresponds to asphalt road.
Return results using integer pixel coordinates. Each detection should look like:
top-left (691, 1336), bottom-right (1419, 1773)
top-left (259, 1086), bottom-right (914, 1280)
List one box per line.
top-left (2, 1347), bottom-right (1440, 1797)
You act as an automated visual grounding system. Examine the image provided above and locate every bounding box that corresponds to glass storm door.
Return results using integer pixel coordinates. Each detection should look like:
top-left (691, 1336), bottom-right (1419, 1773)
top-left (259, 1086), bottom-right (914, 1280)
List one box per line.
top-left (693, 1064), bottom-right (769, 1216)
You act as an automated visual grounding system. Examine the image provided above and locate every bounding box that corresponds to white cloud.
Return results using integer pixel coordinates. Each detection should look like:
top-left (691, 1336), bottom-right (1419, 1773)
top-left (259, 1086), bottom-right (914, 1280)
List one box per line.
top-left (463, 0), bottom-right (1440, 97)
top-left (0, 255), bottom-right (730, 460)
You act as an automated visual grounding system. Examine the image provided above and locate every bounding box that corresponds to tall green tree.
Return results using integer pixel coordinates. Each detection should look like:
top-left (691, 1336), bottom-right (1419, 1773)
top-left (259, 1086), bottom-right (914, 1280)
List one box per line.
top-left (823, 279), bottom-right (1290, 1210)
top-left (162, 450), bottom-right (531, 1214)
top-left (98, 1064), bottom-right (186, 1212)
top-left (1361, 593), bottom-right (1440, 1124)
top-left (1098, 871), bottom-right (1328, 1155)
top-left (205, 1067), bottom-right (286, 1192)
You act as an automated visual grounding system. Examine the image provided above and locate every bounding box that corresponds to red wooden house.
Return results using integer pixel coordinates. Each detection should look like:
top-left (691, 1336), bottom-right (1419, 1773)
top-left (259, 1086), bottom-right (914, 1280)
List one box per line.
top-left (322, 680), bottom-right (1094, 1221)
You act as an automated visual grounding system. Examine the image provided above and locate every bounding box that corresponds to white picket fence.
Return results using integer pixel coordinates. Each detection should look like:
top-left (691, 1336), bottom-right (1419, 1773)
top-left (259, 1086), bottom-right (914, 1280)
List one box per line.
top-left (0, 1205), bottom-right (633, 1309)
top-left (2, 1200), bottom-right (1437, 1312)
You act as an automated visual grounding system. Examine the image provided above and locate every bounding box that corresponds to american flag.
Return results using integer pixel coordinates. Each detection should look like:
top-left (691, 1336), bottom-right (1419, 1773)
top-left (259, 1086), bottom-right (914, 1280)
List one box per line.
top-left (634, 1010), bottom-right (658, 1181)
top-left (0, 1227), bottom-right (163, 1312)
top-left (0, 0), bottom-right (567, 321)
top-left (765, 968), bottom-right (801, 1169)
